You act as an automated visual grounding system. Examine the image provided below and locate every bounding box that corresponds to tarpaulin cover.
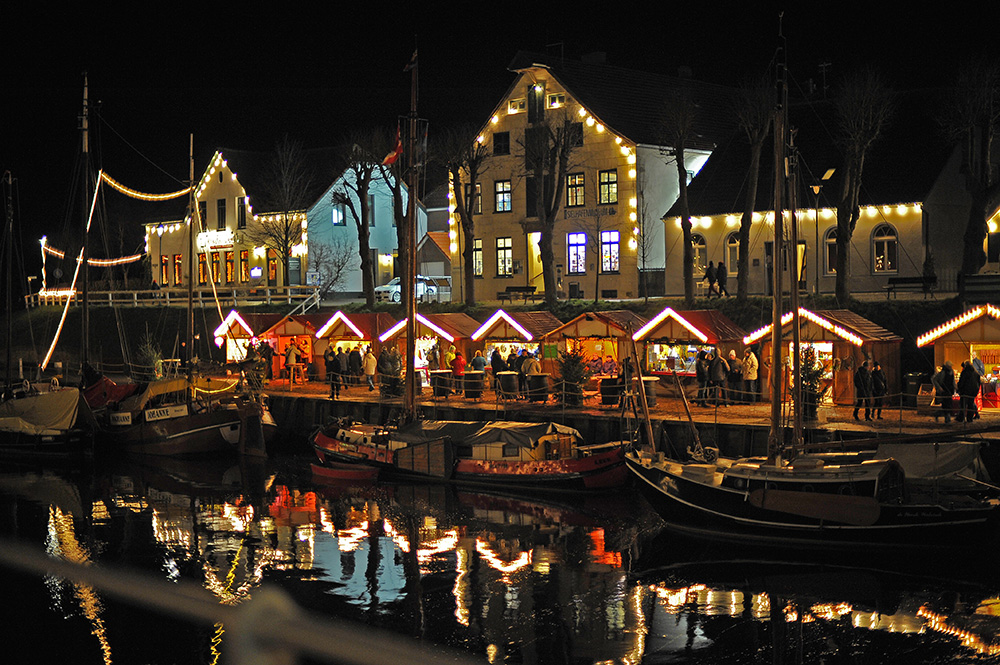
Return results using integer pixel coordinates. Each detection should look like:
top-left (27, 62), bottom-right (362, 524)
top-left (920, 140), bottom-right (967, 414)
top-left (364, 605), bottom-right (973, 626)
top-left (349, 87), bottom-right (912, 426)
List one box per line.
top-left (396, 420), bottom-right (582, 449)
top-left (876, 442), bottom-right (987, 480)
top-left (0, 388), bottom-right (81, 434)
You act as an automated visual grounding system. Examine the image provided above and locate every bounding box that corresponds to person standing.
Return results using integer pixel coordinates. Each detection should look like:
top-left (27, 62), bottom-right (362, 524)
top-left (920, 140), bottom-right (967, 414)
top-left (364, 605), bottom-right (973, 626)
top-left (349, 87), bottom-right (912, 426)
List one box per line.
top-left (708, 350), bottom-right (730, 406)
top-left (716, 261), bottom-right (730, 297)
top-left (363, 347), bottom-right (377, 391)
top-left (349, 346), bottom-right (362, 386)
top-left (742, 348), bottom-right (759, 403)
top-left (285, 340), bottom-right (301, 385)
top-left (701, 261), bottom-right (719, 298)
top-left (726, 349), bottom-right (743, 404)
top-left (323, 345), bottom-right (340, 399)
top-left (470, 349), bottom-right (487, 372)
top-left (444, 345), bottom-right (457, 373)
top-left (932, 361), bottom-right (956, 424)
top-left (513, 349), bottom-right (528, 397)
top-left (871, 360), bottom-right (887, 419)
top-left (957, 360), bottom-right (981, 423)
top-left (337, 347), bottom-right (349, 391)
top-left (257, 340), bottom-right (274, 381)
top-left (853, 360), bottom-right (873, 421)
top-left (451, 350), bottom-right (466, 395)
top-left (491, 348), bottom-right (508, 392)
top-left (694, 350), bottom-right (710, 406)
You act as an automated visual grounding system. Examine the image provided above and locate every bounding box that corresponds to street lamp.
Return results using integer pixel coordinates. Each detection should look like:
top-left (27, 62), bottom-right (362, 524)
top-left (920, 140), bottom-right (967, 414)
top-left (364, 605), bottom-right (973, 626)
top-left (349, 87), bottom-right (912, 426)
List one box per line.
top-left (811, 168), bottom-right (835, 295)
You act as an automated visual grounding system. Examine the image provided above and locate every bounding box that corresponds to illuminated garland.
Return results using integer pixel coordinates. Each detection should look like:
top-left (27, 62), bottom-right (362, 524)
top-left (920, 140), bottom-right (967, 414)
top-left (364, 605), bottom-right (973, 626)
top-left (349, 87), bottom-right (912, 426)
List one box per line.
top-left (101, 172), bottom-right (191, 201)
top-left (916, 304), bottom-right (1000, 347)
top-left (743, 308), bottom-right (864, 346)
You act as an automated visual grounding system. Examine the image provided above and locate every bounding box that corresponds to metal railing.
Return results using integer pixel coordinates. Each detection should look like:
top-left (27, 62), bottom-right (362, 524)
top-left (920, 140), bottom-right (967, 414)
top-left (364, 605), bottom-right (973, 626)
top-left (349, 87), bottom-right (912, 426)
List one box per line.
top-left (25, 286), bottom-right (321, 309)
top-left (0, 538), bottom-right (480, 665)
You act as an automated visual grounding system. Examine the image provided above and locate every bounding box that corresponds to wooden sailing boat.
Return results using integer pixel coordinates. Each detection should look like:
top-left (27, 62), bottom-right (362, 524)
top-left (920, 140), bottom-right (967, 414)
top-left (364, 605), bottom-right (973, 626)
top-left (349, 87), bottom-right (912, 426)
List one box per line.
top-left (625, 26), bottom-right (1000, 546)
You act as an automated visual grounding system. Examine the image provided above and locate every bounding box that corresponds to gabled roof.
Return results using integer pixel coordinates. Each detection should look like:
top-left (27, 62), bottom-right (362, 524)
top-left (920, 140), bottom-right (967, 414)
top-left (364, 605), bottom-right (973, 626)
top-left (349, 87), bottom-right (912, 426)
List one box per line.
top-left (743, 308), bottom-right (902, 346)
top-left (420, 231), bottom-right (450, 258)
top-left (506, 51), bottom-right (736, 150)
top-left (633, 308), bottom-right (745, 344)
top-left (378, 312), bottom-right (480, 344)
top-left (667, 89), bottom-right (957, 218)
top-left (471, 309), bottom-right (564, 342)
top-left (546, 310), bottom-right (649, 339)
top-left (917, 304), bottom-right (1000, 347)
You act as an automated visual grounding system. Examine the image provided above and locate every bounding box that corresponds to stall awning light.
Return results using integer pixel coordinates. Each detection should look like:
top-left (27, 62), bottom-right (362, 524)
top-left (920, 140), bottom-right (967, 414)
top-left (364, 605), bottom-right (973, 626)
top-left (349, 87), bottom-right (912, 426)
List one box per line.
top-left (743, 308), bottom-right (864, 346)
top-left (379, 314), bottom-right (454, 343)
top-left (916, 304), bottom-right (1000, 347)
top-left (315, 311), bottom-right (365, 339)
top-left (633, 307), bottom-right (709, 343)
top-left (213, 309), bottom-right (254, 338)
top-left (471, 310), bottom-right (533, 341)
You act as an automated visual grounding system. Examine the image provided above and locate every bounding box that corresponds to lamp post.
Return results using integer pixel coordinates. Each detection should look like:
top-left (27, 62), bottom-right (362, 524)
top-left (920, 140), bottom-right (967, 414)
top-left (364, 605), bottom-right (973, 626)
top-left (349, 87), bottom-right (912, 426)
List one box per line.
top-left (811, 168), bottom-right (835, 295)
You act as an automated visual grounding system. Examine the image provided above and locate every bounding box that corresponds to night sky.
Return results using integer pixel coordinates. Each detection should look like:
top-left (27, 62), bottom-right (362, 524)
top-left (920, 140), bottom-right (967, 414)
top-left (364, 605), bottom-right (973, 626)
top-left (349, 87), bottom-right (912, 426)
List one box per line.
top-left (2, 4), bottom-right (995, 275)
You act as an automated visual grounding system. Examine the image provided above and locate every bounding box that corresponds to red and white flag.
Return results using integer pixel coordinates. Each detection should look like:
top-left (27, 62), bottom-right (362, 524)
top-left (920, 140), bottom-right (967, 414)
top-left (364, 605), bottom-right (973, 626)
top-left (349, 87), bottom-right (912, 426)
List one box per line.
top-left (382, 125), bottom-right (403, 165)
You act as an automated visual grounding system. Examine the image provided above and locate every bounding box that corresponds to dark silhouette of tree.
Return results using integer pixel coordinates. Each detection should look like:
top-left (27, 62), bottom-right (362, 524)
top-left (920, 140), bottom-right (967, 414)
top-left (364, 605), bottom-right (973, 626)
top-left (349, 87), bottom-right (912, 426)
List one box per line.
top-left (734, 73), bottom-right (773, 302)
top-left (660, 90), bottom-right (698, 306)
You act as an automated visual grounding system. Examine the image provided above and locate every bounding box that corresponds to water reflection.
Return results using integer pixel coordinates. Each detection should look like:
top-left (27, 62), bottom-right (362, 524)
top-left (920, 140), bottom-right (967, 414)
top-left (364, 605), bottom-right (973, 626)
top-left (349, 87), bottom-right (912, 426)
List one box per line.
top-left (1, 456), bottom-right (999, 664)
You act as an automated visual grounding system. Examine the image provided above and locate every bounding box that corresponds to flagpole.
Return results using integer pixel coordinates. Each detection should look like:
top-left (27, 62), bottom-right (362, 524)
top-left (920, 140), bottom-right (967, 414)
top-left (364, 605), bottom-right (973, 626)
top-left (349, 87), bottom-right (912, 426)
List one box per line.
top-left (404, 48), bottom-right (419, 421)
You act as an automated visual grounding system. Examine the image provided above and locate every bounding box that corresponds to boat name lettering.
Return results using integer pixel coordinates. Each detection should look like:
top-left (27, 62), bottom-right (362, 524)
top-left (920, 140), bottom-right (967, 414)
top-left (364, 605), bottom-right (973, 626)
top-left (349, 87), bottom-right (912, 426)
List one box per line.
top-left (145, 404), bottom-right (189, 422)
top-left (110, 412), bottom-right (132, 426)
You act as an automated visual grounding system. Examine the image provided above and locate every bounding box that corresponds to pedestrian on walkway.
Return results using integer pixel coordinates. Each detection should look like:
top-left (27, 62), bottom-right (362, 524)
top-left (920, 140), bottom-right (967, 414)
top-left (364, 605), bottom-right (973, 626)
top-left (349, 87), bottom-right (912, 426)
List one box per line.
top-left (708, 351), bottom-right (730, 406)
top-left (853, 360), bottom-right (873, 421)
top-left (958, 360), bottom-right (981, 423)
top-left (932, 361), bottom-right (956, 424)
top-left (742, 348), bottom-right (759, 403)
top-left (349, 346), bottom-right (362, 386)
top-left (871, 360), bottom-right (887, 419)
top-left (701, 261), bottom-right (719, 298)
top-left (727, 349), bottom-right (743, 404)
top-left (363, 347), bottom-right (377, 391)
top-left (337, 347), bottom-right (349, 391)
top-left (694, 350), bottom-right (710, 406)
top-left (323, 345), bottom-right (340, 399)
top-left (717, 261), bottom-right (730, 297)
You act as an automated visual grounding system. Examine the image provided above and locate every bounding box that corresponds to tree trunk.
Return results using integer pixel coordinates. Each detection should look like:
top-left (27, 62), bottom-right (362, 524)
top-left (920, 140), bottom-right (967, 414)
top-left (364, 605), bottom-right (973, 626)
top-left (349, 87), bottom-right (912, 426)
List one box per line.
top-left (540, 225), bottom-right (557, 308)
top-left (675, 146), bottom-right (694, 305)
top-left (358, 229), bottom-right (374, 307)
top-left (462, 223), bottom-right (476, 307)
top-left (737, 141), bottom-right (763, 301)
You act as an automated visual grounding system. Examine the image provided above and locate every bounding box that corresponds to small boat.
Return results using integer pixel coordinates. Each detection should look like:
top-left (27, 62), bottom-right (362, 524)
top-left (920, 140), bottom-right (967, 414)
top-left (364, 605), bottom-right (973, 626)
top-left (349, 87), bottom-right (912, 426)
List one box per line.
top-left (0, 383), bottom-right (95, 460)
top-left (310, 461), bottom-right (379, 483)
top-left (310, 418), bottom-right (628, 492)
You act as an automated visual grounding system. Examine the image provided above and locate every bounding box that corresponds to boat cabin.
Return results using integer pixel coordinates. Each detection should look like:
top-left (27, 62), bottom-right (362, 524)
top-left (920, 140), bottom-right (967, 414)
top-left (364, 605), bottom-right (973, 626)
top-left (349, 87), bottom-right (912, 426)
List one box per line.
top-left (917, 303), bottom-right (1000, 408)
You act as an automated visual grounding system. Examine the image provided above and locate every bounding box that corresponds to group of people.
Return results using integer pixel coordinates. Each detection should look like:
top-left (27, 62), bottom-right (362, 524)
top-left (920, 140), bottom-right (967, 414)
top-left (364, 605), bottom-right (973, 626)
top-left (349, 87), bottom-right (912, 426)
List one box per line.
top-left (931, 353), bottom-right (986, 424)
top-left (490, 347), bottom-right (543, 397)
top-left (852, 359), bottom-right (888, 421)
top-left (693, 348), bottom-right (759, 406)
top-left (701, 261), bottom-right (730, 298)
top-left (322, 344), bottom-right (377, 397)
top-left (588, 354), bottom-right (619, 376)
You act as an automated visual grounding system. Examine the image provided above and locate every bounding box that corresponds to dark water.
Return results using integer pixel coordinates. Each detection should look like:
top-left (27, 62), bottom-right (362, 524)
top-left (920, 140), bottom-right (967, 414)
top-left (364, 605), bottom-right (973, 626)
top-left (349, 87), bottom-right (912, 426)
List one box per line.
top-left (1, 451), bottom-right (1000, 664)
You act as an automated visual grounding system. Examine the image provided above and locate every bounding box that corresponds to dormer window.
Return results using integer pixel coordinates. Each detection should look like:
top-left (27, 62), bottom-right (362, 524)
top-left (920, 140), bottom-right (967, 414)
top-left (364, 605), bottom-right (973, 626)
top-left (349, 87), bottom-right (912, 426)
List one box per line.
top-left (547, 93), bottom-right (566, 109)
top-left (508, 98), bottom-right (526, 114)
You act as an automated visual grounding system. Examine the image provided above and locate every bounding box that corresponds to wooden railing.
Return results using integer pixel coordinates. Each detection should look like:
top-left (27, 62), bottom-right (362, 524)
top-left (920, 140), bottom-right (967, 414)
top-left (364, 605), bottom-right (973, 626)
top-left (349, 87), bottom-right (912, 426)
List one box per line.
top-left (25, 286), bottom-right (321, 309)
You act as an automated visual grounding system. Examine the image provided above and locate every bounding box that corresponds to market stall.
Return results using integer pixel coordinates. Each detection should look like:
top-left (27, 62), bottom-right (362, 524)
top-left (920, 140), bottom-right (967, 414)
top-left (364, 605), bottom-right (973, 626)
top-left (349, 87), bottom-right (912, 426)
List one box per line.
top-left (543, 310), bottom-right (648, 374)
top-left (378, 312), bottom-right (482, 387)
top-left (313, 311), bottom-right (396, 381)
top-left (257, 314), bottom-right (321, 382)
top-left (744, 308), bottom-right (902, 405)
top-left (470, 309), bottom-right (564, 376)
top-left (917, 303), bottom-right (1000, 408)
top-left (633, 308), bottom-right (747, 377)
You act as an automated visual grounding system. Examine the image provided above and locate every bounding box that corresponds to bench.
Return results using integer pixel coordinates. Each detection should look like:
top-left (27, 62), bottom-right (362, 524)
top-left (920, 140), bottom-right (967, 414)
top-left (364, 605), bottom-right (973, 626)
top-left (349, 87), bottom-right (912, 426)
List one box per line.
top-left (884, 275), bottom-right (936, 299)
top-left (959, 273), bottom-right (1000, 304)
top-left (497, 285), bottom-right (540, 304)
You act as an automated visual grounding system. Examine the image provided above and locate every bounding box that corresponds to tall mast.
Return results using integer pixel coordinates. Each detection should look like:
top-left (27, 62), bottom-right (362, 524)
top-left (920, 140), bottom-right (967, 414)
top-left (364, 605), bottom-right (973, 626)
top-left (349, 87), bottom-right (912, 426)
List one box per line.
top-left (403, 49), bottom-right (419, 420)
top-left (80, 74), bottom-right (90, 371)
top-left (4, 171), bottom-right (12, 392)
top-left (788, 130), bottom-right (803, 449)
top-left (766, 19), bottom-right (787, 465)
top-left (187, 134), bottom-right (195, 384)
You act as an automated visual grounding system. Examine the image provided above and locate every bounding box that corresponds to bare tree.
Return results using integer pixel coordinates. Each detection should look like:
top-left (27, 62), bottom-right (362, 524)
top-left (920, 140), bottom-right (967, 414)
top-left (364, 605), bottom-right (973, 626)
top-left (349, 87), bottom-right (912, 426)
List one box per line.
top-left (307, 237), bottom-right (352, 300)
top-left (570, 174), bottom-right (613, 305)
top-left (378, 129), bottom-right (416, 307)
top-left (833, 70), bottom-right (894, 302)
top-left (635, 168), bottom-right (658, 304)
top-left (519, 111), bottom-right (580, 307)
top-left (734, 73), bottom-right (773, 302)
top-left (660, 90), bottom-right (699, 305)
top-left (435, 123), bottom-right (490, 306)
top-left (331, 129), bottom-right (386, 306)
top-left (245, 135), bottom-right (314, 287)
top-left (942, 58), bottom-right (1000, 281)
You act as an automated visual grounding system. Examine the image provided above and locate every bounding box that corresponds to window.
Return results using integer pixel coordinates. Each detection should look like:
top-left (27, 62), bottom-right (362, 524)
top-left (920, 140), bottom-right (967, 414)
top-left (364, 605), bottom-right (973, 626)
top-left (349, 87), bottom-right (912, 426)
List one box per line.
top-left (332, 203), bottom-right (347, 226)
top-left (368, 194), bottom-right (376, 227)
top-left (566, 173), bottom-right (585, 207)
top-left (691, 233), bottom-right (707, 274)
top-left (464, 183), bottom-right (482, 214)
top-left (496, 237), bottom-right (513, 276)
top-left (160, 255), bottom-right (168, 285)
top-left (240, 249), bottom-right (249, 282)
top-left (568, 232), bottom-right (587, 274)
top-left (508, 98), bottom-right (526, 114)
top-left (547, 92), bottom-right (566, 108)
top-left (211, 252), bottom-right (221, 283)
top-left (198, 253), bottom-right (207, 285)
top-left (726, 232), bottom-right (740, 270)
top-left (473, 239), bottom-right (483, 277)
top-left (198, 201), bottom-right (208, 230)
top-left (568, 122), bottom-right (584, 148)
top-left (493, 132), bottom-right (510, 156)
top-left (237, 197), bottom-right (247, 229)
top-left (225, 251), bottom-right (235, 284)
top-left (494, 180), bottom-right (512, 213)
top-left (599, 170), bottom-right (618, 204)
top-left (601, 231), bottom-right (620, 273)
top-left (173, 254), bottom-right (182, 285)
top-left (824, 227), bottom-right (838, 274)
top-left (872, 224), bottom-right (897, 273)
top-left (216, 198), bottom-right (226, 230)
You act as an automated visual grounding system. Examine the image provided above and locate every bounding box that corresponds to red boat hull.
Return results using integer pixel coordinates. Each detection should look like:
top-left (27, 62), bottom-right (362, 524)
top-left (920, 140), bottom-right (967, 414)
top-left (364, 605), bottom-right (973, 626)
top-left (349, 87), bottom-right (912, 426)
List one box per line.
top-left (311, 462), bottom-right (379, 483)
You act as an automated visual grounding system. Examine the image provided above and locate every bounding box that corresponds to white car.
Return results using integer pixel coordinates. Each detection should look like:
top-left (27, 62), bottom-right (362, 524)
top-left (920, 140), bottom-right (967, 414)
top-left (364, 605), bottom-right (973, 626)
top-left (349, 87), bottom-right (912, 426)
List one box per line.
top-left (374, 275), bottom-right (438, 303)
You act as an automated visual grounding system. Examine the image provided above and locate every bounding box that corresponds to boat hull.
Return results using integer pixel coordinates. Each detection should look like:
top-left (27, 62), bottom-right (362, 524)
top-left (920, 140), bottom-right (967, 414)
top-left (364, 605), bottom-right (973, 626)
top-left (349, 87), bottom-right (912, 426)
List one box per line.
top-left (452, 446), bottom-right (628, 491)
top-left (310, 462), bottom-right (379, 483)
top-left (102, 408), bottom-right (249, 457)
top-left (626, 453), bottom-right (1000, 546)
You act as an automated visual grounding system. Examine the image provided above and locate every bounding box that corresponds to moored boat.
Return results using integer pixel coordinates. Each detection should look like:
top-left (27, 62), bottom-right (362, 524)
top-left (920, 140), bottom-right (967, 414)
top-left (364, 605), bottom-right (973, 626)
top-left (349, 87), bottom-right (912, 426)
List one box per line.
top-left (0, 384), bottom-right (96, 460)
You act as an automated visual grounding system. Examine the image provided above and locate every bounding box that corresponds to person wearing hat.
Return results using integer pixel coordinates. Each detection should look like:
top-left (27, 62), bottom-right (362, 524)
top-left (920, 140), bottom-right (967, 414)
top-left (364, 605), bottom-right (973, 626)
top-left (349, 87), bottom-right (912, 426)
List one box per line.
top-left (726, 349), bottom-right (743, 404)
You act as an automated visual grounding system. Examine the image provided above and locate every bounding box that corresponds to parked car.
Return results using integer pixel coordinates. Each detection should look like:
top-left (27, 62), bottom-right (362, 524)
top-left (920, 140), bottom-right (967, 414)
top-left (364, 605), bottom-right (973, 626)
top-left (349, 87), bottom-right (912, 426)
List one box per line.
top-left (374, 275), bottom-right (438, 303)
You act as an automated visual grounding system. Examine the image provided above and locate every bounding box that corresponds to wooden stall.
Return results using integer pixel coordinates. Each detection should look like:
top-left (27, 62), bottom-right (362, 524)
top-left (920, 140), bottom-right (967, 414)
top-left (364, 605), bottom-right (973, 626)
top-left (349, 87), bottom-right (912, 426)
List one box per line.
top-left (379, 312), bottom-right (482, 386)
top-left (257, 314), bottom-right (322, 382)
top-left (633, 308), bottom-right (747, 377)
top-left (745, 308), bottom-right (902, 405)
top-left (544, 310), bottom-right (648, 375)
top-left (470, 309), bottom-right (564, 375)
top-left (917, 303), bottom-right (1000, 408)
top-left (312, 311), bottom-right (396, 379)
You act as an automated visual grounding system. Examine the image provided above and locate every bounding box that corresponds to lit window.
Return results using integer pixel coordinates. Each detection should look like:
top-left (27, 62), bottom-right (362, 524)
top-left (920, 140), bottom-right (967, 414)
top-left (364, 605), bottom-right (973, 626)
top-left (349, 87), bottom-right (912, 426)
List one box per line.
top-left (332, 203), bottom-right (347, 226)
top-left (198, 253), bottom-right (207, 285)
top-left (173, 255), bottom-right (183, 285)
top-left (160, 256), bottom-right (168, 285)
top-left (495, 180), bottom-right (512, 213)
top-left (601, 231), bottom-right (620, 273)
top-left (568, 232), bottom-right (587, 274)
top-left (211, 252), bottom-right (221, 283)
top-left (691, 233), bottom-right (707, 274)
top-left (566, 173), bottom-right (585, 207)
top-left (465, 183), bottom-right (482, 214)
top-left (872, 224), bottom-right (897, 273)
top-left (824, 227), bottom-right (837, 274)
top-left (508, 98), bottom-right (526, 114)
top-left (547, 93), bottom-right (566, 108)
top-left (599, 170), bottom-right (618, 204)
top-left (473, 239), bottom-right (483, 276)
top-left (240, 249), bottom-right (249, 282)
top-left (225, 251), bottom-right (235, 284)
top-left (726, 232), bottom-right (740, 269)
top-left (496, 237), bottom-right (513, 276)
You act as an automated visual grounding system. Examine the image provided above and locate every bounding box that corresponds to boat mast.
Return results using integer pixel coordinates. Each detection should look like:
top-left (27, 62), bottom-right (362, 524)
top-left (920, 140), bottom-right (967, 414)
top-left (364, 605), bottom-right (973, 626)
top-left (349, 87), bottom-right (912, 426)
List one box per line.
top-left (80, 75), bottom-right (91, 372)
top-left (788, 128), bottom-right (803, 449)
top-left (187, 134), bottom-right (195, 386)
top-left (766, 19), bottom-right (787, 465)
top-left (3, 171), bottom-right (12, 393)
top-left (403, 49), bottom-right (419, 421)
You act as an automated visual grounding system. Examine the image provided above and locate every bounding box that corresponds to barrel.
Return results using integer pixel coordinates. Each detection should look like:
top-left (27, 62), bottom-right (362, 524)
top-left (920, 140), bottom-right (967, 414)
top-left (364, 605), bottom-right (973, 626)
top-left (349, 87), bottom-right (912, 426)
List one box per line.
top-left (634, 376), bottom-right (659, 407)
top-left (496, 371), bottom-right (519, 399)
top-left (430, 370), bottom-right (452, 397)
top-left (464, 371), bottom-right (484, 399)
top-left (527, 373), bottom-right (549, 402)
top-left (600, 377), bottom-right (623, 405)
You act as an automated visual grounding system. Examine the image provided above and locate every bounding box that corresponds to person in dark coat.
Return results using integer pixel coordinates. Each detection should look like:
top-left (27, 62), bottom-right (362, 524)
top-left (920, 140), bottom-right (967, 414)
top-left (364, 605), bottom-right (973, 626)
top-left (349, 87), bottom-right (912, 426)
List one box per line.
top-left (957, 360), bottom-right (981, 423)
top-left (716, 261), bottom-right (730, 297)
top-left (694, 350), bottom-right (710, 406)
top-left (701, 261), bottom-right (719, 298)
top-left (853, 360), bottom-right (873, 421)
top-left (870, 361), bottom-right (887, 419)
top-left (708, 351), bottom-right (730, 406)
top-left (337, 347), bottom-right (349, 390)
top-left (932, 360), bottom-right (956, 424)
top-left (323, 345), bottom-right (340, 399)
top-left (348, 346), bottom-right (363, 385)
top-left (490, 348), bottom-right (508, 392)
top-left (726, 349), bottom-right (743, 404)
